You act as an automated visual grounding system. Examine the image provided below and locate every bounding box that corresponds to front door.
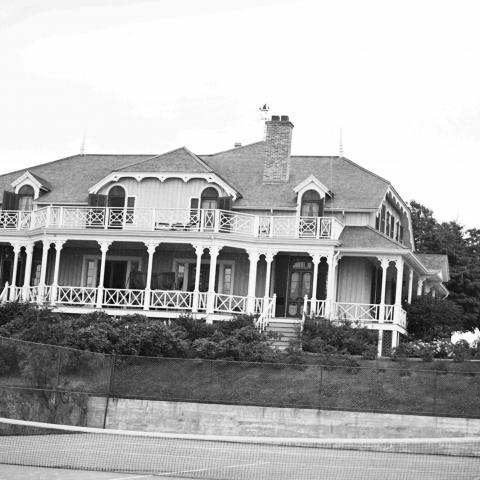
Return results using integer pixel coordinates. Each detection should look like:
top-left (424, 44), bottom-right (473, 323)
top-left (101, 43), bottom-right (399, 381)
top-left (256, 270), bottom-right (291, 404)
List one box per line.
top-left (286, 258), bottom-right (313, 318)
top-left (103, 260), bottom-right (128, 289)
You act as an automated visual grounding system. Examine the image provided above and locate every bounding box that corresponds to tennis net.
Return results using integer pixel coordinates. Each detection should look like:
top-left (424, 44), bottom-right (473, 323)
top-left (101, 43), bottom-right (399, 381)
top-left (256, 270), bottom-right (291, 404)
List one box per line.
top-left (1, 417), bottom-right (479, 479)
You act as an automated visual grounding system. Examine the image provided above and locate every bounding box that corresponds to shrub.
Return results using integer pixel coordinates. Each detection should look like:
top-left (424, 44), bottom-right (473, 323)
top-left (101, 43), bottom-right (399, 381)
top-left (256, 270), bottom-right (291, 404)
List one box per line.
top-left (404, 297), bottom-right (463, 341)
top-left (0, 342), bottom-right (19, 375)
top-left (302, 318), bottom-right (377, 356)
top-left (452, 340), bottom-right (471, 363)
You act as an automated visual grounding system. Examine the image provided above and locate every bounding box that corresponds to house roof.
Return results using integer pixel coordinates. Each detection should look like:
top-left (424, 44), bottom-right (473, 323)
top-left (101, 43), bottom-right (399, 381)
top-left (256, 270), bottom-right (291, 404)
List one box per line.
top-left (201, 142), bottom-right (390, 210)
top-left (29, 172), bottom-right (53, 191)
top-left (0, 155), bottom-right (155, 204)
top-left (416, 253), bottom-right (450, 281)
top-left (0, 141), bottom-right (392, 210)
top-left (338, 226), bottom-right (408, 250)
top-left (116, 147), bottom-right (212, 174)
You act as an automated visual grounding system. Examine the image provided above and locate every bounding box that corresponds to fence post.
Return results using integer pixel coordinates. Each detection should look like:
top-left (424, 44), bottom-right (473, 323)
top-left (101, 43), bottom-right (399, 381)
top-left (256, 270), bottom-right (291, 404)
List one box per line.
top-left (55, 348), bottom-right (62, 388)
top-left (318, 365), bottom-right (324, 410)
top-left (432, 370), bottom-right (438, 415)
top-left (103, 354), bottom-right (117, 429)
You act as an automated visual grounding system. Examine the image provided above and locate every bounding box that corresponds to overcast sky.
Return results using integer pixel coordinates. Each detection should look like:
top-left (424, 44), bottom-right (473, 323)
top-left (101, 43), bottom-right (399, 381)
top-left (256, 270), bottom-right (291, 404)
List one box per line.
top-left (0, 0), bottom-right (479, 228)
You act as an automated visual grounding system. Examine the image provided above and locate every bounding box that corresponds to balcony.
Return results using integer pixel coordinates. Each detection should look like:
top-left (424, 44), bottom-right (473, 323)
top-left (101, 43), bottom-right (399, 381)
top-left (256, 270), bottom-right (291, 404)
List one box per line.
top-left (0, 207), bottom-right (344, 240)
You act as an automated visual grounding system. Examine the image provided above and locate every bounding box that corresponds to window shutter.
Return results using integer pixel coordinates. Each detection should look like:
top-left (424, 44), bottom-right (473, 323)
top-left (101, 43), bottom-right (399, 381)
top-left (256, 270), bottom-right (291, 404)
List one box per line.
top-left (2, 191), bottom-right (19, 210)
top-left (127, 197), bottom-right (135, 208)
top-left (218, 196), bottom-right (232, 211)
top-left (88, 194), bottom-right (99, 206)
top-left (190, 198), bottom-right (199, 209)
top-left (318, 198), bottom-right (325, 217)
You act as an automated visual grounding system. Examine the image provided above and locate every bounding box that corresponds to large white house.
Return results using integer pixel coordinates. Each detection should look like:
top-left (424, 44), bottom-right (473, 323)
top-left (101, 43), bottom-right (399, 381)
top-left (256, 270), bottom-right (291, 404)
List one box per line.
top-left (0, 115), bottom-right (448, 354)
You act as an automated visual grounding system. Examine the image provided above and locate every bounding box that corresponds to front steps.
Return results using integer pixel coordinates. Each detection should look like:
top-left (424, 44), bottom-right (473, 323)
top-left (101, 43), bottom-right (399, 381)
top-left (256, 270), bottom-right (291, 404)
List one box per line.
top-left (265, 318), bottom-right (302, 350)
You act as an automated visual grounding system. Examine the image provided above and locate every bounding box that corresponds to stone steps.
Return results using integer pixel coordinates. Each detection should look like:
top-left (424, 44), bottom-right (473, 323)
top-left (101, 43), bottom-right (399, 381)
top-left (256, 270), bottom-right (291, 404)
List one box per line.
top-left (265, 319), bottom-right (302, 350)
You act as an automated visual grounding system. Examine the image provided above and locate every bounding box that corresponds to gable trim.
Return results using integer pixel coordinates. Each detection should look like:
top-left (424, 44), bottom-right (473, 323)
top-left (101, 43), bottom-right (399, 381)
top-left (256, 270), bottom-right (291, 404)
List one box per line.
top-left (88, 172), bottom-right (240, 200)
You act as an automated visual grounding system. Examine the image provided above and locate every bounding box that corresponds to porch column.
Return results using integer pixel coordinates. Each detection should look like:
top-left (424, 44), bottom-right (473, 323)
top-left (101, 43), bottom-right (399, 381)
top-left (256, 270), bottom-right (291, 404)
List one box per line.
top-left (206, 245), bottom-right (221, 315)
top-left (50, 240), bottom-right (65, 306)
top-left (38, 238), bottom-right (50, 303)
top-left (22, 242), bottom-right (34, 301)
top-left (192, 245), bottom-right (204, 313)
top-left (143, 242), bottom-right (157, 311)
top-left (9, 243), bottom-right (21, 301)
top-left (394, 257), bottom-right (404, 324)
top-left (407, 267), bottom-right (414, 304)
top-left (325, 254), bottom-right (338, 319)
top-left (417, 276), bottom-right (425, 296)
top-left (309, 253), bottom-right (322, 316)
top-left (96, 240), bottom-right (112, 308)
top-left (377, 257), bottom-right (390, 357)
top-left (263, 251), bottom-right (275, 299)
top-left (391, 330), bottom-right (399, 350)
top-left (246, 249), bottom-right (260, 314)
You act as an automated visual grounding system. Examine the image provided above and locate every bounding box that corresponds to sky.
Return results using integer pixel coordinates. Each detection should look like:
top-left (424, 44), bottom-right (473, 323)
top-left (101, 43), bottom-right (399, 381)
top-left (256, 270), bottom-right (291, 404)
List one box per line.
top-left (0, 0), bottom-right (479, 228)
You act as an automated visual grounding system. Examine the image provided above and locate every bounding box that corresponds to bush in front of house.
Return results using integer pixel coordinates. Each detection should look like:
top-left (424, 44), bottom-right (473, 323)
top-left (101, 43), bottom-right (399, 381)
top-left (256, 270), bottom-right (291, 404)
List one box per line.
top-left (391, 338), bottom-right (479, 362)
top-left (301, 317), bottom-right (377, 356)
top-left (404, 296), bottom-right (463, 342)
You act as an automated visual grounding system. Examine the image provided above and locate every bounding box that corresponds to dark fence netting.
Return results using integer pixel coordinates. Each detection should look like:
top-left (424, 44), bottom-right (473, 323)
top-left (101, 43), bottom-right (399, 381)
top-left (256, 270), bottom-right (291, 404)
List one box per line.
top-left (1, 336), bottom-right (480, 419)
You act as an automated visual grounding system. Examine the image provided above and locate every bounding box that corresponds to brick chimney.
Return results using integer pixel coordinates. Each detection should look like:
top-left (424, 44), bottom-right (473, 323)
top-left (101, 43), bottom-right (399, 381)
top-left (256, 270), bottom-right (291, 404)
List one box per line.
top-left (263, 115), bottom-right (293, 183)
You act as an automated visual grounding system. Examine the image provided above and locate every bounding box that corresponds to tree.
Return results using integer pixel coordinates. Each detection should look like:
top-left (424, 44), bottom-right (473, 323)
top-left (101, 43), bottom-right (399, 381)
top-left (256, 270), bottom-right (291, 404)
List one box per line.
top-left (409, 200), bottom-right (480, 333)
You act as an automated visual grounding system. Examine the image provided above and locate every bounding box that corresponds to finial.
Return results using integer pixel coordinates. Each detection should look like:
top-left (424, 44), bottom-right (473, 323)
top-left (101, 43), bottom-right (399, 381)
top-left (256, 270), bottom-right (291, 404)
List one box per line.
top-left (339, 128), bottom-right (344, 158)
top-left (80, 129), bottom-right (87, 155)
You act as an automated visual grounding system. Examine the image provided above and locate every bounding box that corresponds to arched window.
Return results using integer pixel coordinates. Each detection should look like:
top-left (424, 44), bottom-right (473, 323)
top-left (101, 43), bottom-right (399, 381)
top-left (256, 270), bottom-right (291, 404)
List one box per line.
top-left (300, 190), bottom-right (323, 217)
top-left (108, 186), bottom-right (126, 208)
top-left (201, 187), bottom-right (219, 209)
top-left (18, 185), bottom-right (34, 211)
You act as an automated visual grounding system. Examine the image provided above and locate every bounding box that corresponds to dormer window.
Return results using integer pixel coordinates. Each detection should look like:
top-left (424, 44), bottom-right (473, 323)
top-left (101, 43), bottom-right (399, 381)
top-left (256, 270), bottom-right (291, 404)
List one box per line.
top-left (18, 185), bottom-right (34, 211)
top-left (300, 190), bottom-right (324, 217)
top-left (201, 187), bottom-right (219, 209)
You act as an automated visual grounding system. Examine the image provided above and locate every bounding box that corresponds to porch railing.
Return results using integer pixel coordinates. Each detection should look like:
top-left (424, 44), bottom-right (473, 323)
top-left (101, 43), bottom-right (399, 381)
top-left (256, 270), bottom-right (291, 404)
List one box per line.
top-left (255, 294), bottom-right (276, 331)
top-left (102, 288), bottom-right (145, 308)
top-left (150, 290), bottom-right (194, 311)
top-left (0, 207), bottom-right (344, 240)
top-left (304, 299), bottom-right (407, 328)
top-left (56, 286), bottom-right (97, 306)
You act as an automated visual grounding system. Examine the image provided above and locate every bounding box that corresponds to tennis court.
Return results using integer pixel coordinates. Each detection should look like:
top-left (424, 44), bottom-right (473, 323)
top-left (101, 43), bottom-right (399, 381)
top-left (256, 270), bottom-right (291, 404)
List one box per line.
top-left (1, 418), bottom-right (479, 480)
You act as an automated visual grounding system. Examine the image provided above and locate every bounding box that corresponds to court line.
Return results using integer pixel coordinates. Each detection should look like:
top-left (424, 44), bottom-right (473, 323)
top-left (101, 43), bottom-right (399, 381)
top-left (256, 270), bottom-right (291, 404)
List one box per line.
top-left (157, 461), bottom-right (271, 476)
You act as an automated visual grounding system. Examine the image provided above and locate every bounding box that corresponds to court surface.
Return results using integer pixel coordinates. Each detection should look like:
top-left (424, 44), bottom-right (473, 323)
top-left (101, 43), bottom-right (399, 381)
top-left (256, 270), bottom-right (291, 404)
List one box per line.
top-left (1, 434), bottom-right (479, 480)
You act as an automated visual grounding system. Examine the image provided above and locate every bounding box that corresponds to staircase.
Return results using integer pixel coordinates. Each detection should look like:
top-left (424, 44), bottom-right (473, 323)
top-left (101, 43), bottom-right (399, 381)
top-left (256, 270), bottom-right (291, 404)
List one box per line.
top-left (265, 319), bottom-right (302, 350)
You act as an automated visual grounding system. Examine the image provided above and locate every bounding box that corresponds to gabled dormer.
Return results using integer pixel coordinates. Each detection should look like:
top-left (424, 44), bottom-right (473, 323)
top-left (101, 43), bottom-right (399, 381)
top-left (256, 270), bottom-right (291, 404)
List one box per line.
top-left (293, 175), bottom-right (332, 217)
top-left (3, 170), bottom-right (52, 210)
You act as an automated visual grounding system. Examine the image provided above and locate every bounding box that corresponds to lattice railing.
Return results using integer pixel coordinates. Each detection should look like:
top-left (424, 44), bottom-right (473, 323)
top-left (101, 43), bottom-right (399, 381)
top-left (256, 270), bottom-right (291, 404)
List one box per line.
top-left (309, 299), bottom-right (327, 317)
top-left (9, 286), bottom-right (23, 302)
top-left (0, 211), bottom-right (31, 229)
top-left (254, 297), bottom-right (265, 315)
top-left (1, 206), bottom-right (343, 239)
top-left (218, 211), bottom-right (255, 236)
top-left (150, 290), bottom-right (193, 310)
top-left (197, 292), bottom-right (208, 312)
top-left (56, 286), bottom-right (97, 305)
top-left (214, 293), bottom-right (248, 314)
top-left (334, 302), bottom-right (381, 322)
top-left (103, 288), bottom-right (144, 308)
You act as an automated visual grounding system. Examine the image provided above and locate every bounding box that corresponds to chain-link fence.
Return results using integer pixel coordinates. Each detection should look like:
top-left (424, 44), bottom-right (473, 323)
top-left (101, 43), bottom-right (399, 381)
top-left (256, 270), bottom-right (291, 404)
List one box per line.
top-left (1, 336), bottom-right (480, 419)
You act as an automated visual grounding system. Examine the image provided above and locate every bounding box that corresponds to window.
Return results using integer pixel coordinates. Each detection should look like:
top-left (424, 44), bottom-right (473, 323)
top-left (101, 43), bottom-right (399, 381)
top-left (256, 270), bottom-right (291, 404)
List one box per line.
top-left (386, 212), bottom-right (391, 236)
top-left (300, 190), bottom-right (323, 217)
top-left (389, 215), bottom-right (395, 238)
top-left (85, 260), bottom-right (98, 287)
top-left (395, 221), bottom-right (400, 242)
top-left (222, 265), bottom-right (233, 294)
top-left (32, 263), bottom-right (41, 286)
top-left (200, 187), bottom-right (219, 209)
top-left (175, 263), bottom-right (186, 290)
top-left (108, 185), bottom-right (126, 208)
top-left (18, 185), bottom-right (34, 211)
top-left (380, 205), bottom-right (386, 232)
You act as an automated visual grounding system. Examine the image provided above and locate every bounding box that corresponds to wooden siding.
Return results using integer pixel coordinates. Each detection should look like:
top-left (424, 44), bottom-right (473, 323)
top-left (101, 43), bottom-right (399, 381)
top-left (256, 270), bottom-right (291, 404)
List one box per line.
top-left (336, 257), bottom-right (373, 304)
top-left (99, 178), bottom-right (227, 210)
top-left (330, 211), bottom-right (375, 227)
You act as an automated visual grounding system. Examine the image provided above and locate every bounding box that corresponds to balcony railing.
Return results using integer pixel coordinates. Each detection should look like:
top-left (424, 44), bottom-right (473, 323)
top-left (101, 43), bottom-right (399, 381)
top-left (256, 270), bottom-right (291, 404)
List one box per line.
top-left (0, 207), bottom-right (344, 240)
